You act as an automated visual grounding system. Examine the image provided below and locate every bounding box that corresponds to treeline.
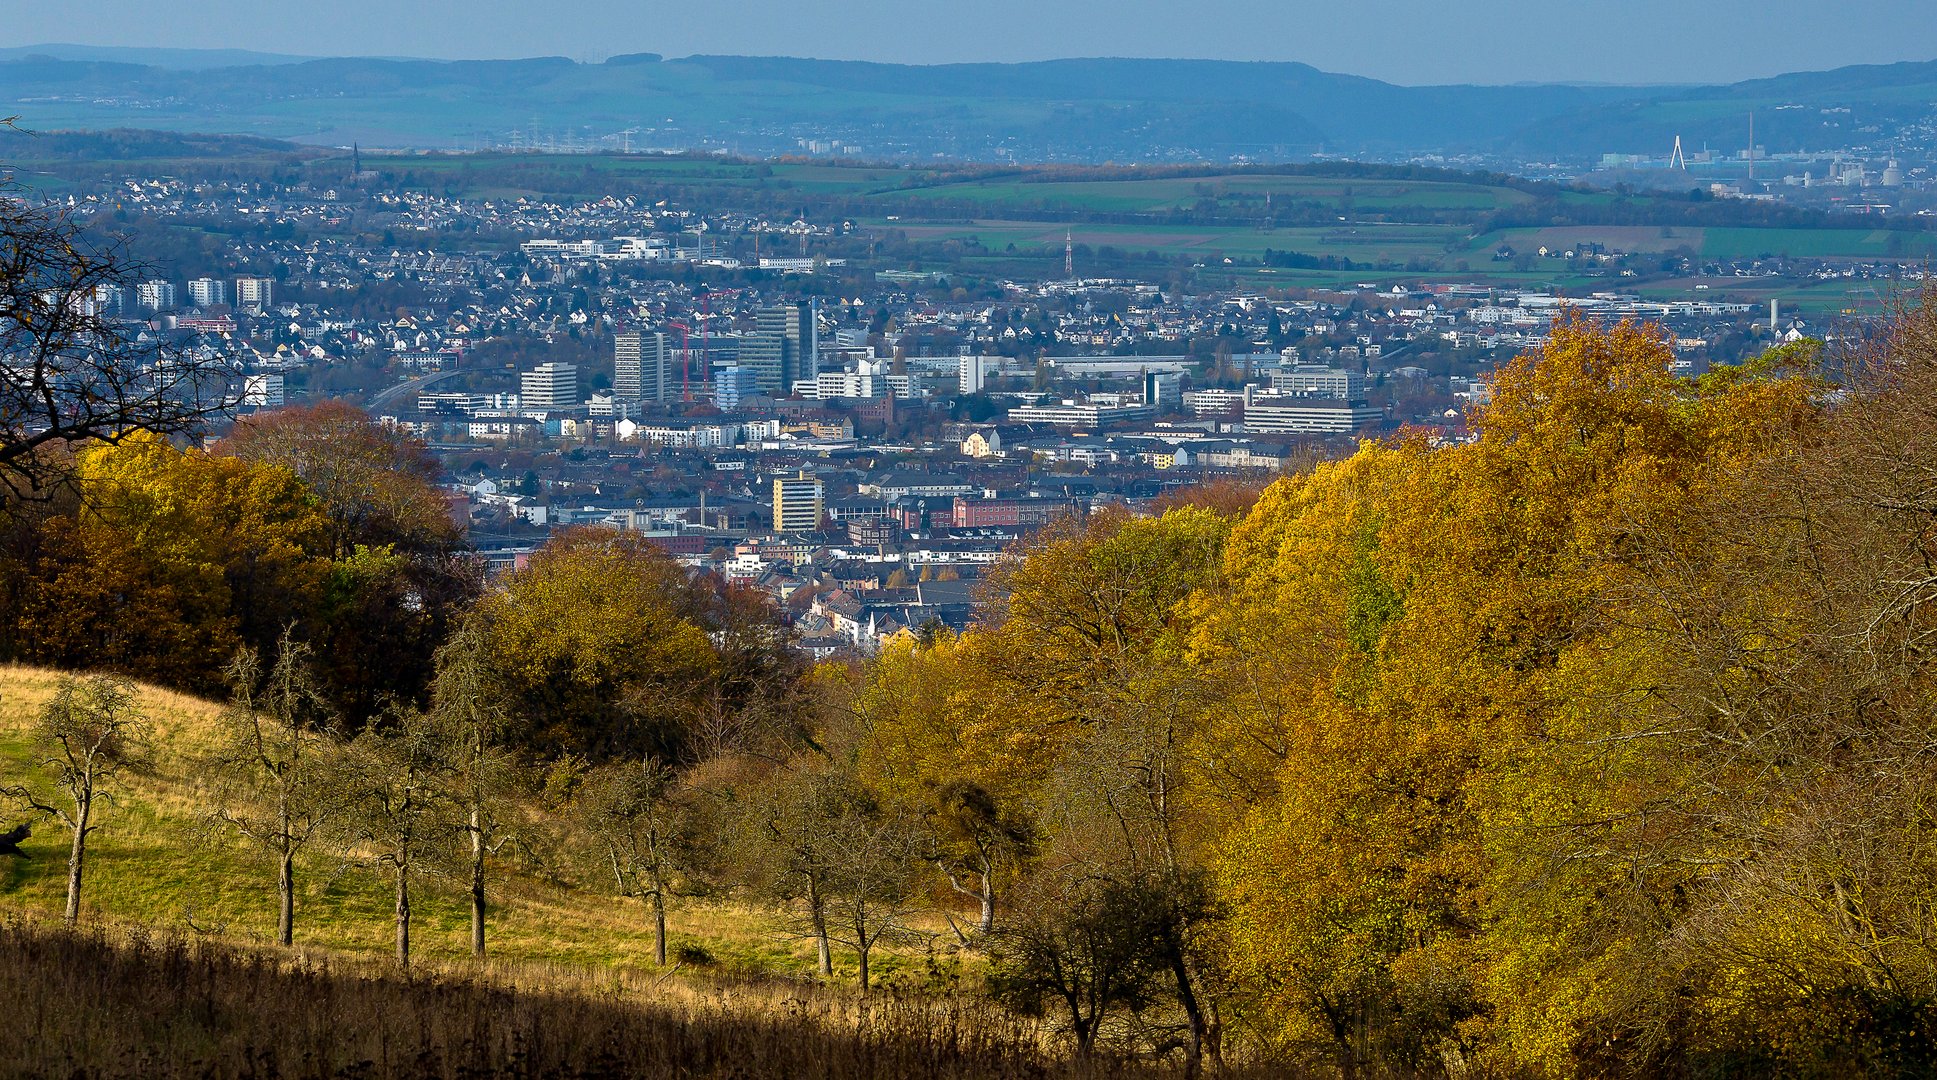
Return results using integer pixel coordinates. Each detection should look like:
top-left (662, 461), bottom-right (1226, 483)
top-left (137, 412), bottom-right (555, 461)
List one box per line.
top-left (0, 403), bottom-right (477, 715)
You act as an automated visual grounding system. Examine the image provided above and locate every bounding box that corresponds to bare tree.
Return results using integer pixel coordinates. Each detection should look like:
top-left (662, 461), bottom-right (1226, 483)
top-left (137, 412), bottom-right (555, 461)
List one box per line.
top-left (204, 631), bottom-right (346, 947)
top-left (428, 618), bottom-right (519, 959)
top-left (0, 174), bottom-right (241, 504)
top-left (343, 707), bottom-right (449, 967)
top-left (576, 757), bottom-right (688, 967)
top-left (729, 762), bottom-right (843, 978)
top-left (817, 783), bottom-right (928, 991)
top-left (1, 674), bottom-right (148, 926)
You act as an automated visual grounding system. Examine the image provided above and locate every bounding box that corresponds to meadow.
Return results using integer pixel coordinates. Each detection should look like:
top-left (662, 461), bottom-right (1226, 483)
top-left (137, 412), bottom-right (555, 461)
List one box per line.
top-left (0, 666), bottom-right (895, 980)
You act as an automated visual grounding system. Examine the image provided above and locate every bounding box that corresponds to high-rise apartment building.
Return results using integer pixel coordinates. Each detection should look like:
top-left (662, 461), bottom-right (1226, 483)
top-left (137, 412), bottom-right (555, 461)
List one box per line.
top-left (234, 276), bottom-right (275, 308)
top-left (187, 278), bottom-right (228, 308)
top-left (614, 331), bottom-right (671, 402)
top-left (92, 283), bottom-right (126, 316)
top-left (520, 362), bottom-right (579, 410)
top-left (959, 353), bottom-right (997, 394)
top-left (136, 280), bottom-right (177, 312)
top-left (242, 373), bottom-right (286, 409)
top-left (773, 470), bottom-right (825, 535)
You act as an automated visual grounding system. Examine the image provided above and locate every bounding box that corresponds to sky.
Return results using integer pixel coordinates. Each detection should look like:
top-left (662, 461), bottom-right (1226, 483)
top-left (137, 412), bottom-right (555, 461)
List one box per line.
top-left (9, 0), bottom-right (1937, 85)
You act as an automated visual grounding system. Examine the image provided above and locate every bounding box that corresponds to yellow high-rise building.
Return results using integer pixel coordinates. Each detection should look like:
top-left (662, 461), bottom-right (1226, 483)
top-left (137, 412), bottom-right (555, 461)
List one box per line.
top-left (773, 470), bottom-right (825, 534)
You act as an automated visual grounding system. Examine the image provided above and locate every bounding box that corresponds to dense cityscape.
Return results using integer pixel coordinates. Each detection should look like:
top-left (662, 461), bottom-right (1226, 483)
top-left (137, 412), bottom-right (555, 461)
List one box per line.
top-left (55, 157), bottom-right (1899, 657)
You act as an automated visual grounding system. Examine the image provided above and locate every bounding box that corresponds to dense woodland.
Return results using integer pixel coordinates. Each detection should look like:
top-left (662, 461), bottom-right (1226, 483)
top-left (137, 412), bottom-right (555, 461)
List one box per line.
top-left (7, 224), bottom-right (1937, 1071)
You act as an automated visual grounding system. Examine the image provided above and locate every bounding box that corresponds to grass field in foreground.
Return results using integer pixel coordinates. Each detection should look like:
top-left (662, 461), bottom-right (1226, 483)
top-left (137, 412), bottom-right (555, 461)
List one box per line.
top-left (0, 665), bottom-right (944, 985)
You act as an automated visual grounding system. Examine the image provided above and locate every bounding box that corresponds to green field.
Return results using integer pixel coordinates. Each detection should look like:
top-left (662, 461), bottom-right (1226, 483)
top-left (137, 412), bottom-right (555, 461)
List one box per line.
top-left (891, 174), bottom-right (1537, 216)
top-left (0, 665), bottom-right (936, 983)
top-left (871, 217), bottom-right (1465, 263)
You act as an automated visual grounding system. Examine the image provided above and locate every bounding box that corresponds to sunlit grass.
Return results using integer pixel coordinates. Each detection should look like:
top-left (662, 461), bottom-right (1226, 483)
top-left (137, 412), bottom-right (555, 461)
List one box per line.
top-left (0, 664), bottom-right (933, 982)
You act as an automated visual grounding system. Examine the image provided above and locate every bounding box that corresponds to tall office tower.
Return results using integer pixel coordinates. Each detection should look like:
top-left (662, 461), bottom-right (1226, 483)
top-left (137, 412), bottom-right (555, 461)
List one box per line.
top-left (753, 303), bottom-right (819, 390)
top-left (1142, 371), bottom-right (1183, 408)
top-left (520, 361), bottom-right (579, 409)
top-left (234, 276), bottom-right (276, 308)
top-left (614, 331), bottom-right (671, 402)
top-left (737, 330), bottom-right (789, 393)
top-left (187, 278), bottom-right (228, 308)
top-left (136, 280), bottom-right (177, 312)
top-left (772, 470), bottom-right (825, 535)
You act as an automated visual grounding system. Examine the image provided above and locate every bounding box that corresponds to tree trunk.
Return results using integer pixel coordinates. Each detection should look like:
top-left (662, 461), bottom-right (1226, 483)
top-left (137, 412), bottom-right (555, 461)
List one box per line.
top-left (809, 878), bottom-right (832, 977)
top-left (1163, 929), bottom-right (1209, 1080)
top-left (977, 854), bottom-right (996, 934)
top-left (394, 863), bottom-right (411, 968)
top-left (469, 809), bottom-right (486, 959)
top-left (652, 888), bottom-right (668, 967)
top-left (1072, 1013), bottom-right (1094, 1058)
top-left (277, 851), bottom-right (295, 947)
top-left (63, 799), bottom-right (89, 928)
top-left (855, 935), bottom-right (870, 991)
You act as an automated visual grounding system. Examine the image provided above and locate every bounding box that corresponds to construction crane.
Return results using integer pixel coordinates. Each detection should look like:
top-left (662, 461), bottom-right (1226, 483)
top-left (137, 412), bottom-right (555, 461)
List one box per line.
top-left (666, 320), bottom-right (694, 402)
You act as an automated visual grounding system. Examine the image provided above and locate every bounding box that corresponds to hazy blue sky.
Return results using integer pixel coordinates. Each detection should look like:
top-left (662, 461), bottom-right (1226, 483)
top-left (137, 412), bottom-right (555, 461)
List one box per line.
top-left (12, 0), bottom-right (1937, 85)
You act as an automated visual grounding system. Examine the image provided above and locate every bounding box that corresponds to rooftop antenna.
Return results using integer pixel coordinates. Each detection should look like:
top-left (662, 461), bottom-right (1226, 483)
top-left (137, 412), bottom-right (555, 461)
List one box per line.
top-left (1669, 134), bottom-right (1687, 170)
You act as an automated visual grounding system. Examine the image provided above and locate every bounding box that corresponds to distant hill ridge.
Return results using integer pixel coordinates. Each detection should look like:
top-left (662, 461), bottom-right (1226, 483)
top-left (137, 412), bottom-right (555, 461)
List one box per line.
top-left (0, 45), bottom-right (1932, 162)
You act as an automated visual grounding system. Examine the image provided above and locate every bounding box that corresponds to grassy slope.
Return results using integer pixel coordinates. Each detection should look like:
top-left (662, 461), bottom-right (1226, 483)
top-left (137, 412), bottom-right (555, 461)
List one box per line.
top-left (0, 665), bottom-right (884, 981)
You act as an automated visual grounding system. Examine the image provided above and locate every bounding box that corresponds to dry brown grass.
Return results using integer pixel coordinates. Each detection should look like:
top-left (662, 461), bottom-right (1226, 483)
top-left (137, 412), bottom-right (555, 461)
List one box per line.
top-left (0, 913), bottom-right (1115, 1080)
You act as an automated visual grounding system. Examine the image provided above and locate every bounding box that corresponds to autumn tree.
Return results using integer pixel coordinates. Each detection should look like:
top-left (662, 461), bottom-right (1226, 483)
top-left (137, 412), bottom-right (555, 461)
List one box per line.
top-left (12, 433), bottom-right (332, 694)
top-left (1199, 316), bottom-right (1821, 1072)
top-left (479, 527), bottom-right (720, 760)
top-left (989, 874), bottom-right (1173, 1058)
top-left (855, 633), bottom-right (1035, 937)
top-left (219, 401), bottom-right (459, 558)
top-left (924, 780), bottom-right (1035, 937)
top-left (1, 675), bottom-right (149, 926)
top-left (222, 402), bottom-right (480, 722)
top-left (204, 632), bottom-right (347, 947)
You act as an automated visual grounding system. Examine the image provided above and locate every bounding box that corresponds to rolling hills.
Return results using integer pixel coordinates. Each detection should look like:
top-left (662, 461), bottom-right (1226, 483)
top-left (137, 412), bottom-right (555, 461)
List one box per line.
top-left (2, 46), bottom-right (1934, 163)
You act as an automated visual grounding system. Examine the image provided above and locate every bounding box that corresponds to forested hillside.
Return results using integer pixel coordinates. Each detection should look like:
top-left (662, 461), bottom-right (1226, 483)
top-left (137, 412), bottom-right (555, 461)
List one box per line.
top-left (6, 302), bottom-right (1937, 1075)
